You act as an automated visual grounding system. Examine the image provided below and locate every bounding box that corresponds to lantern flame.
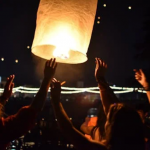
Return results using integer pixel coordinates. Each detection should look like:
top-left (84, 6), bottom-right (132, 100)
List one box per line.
top-left (53, 46), bottom-right (69, 59)
top-left (52, 25), bottom-right (73, 59)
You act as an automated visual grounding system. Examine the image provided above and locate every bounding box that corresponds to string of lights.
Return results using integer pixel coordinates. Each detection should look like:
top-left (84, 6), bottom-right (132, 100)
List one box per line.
top-left (0, 86), bottom-right (146, 94)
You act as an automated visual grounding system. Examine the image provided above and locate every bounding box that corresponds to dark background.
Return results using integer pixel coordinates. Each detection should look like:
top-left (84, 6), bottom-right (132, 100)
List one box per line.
top-left (0, 0), bottom-right (150, 87)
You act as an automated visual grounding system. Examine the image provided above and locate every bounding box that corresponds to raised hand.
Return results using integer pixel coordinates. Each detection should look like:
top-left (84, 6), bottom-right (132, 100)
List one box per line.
top-left (1, 75), bottom-right (15, 104)
top-left (44, 58), bottom-right (57, 81)
top-left (51, 78), bottom-right (61, 101)
top-left (95, 58), bottom-right (107, 82)
top-left (134, 69), bottom-right (149, 89)
top-left (30, 58), bottom-right (57, 111)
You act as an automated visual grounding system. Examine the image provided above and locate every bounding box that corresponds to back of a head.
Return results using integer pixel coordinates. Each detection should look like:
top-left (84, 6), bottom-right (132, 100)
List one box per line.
top-left (91, 106), bottom-right (106, 140)
top-left (96, 106), bottom-right (106, 138)
top-left (106, 103), bottom-right (145, 150)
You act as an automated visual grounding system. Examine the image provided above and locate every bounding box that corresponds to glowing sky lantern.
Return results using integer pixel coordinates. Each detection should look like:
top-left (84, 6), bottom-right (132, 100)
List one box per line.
top-left (32, 0), bottom-right (98, 64)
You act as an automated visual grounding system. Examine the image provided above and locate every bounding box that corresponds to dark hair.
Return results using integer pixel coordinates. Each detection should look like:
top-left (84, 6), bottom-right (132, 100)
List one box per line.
top-left (106, 103), bottom-right (145, 150)
top-left (91, 105), bottom-right (106, 141)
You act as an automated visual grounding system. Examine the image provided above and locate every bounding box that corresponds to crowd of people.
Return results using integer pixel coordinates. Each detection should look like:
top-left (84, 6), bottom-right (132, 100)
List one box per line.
top-left (0, 58), bottom-right (150, 150)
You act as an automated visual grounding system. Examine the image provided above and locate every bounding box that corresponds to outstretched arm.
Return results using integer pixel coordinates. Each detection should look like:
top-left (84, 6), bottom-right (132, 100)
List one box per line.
top-left (95, 58), bottom-right (119, 115)
top-left (0, 58), bottom-right (57, 143)
top-left (134, 69), bottom-right (150, 103)
top-left (30, 58), bottom-right (57, 112)
top-left (51, 79), bottom-right (106, 150)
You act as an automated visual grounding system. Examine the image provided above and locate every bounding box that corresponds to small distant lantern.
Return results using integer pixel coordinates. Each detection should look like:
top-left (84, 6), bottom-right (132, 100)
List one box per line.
top-left (32, 0), bottom-right (98, 64)
top-left (103, 4), bottom-right (106, 7)
top-left (128, 6), bottom-right (132, 10)
top-left (1, 58), bottom-right (4, 61)
top-left (15, 59), bottom-right (18, 63)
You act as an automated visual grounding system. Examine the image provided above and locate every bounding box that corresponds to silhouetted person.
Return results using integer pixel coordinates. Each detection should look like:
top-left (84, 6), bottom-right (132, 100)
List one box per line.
top-left (50, 75), bottom-right (145, 150)
top-left (0, 58), bottom-right (57, 150)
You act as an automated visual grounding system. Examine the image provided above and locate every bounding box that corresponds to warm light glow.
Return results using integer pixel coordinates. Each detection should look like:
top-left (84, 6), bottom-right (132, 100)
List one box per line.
top-left (98, 16), bottom-right (101, 19)
top-left (0, 86), bottom-right (143, 94)
top-left (128, 6), bottom-right (132, 9)
top-left (53, 46), bottom-right (69, 59)
top-left (97, 21), bottom-right (100, 24)
top-left (52, 25), bottom-right (74, 59)
top-left (15, 59), bottom-right (18, 63)
top-left (1, 58), bottom-right (4, 61)
top-left (32, 0), bottom-right (98, 64)
top-left (27, 46), bottom-right (30, 49)
top-left (103, 4), bottom-right (106, 7)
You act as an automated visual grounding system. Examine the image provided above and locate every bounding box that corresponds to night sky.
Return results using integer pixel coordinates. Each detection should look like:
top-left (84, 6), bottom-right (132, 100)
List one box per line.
top-left (0, 0), bottom-right (150, 87)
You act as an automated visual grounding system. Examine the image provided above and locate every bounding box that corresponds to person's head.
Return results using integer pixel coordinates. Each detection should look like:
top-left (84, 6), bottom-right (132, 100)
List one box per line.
top-left (105, 103), bottom-right (145, 150)
top-left (91, 106), bottom-right (106, 141)
top-left (135, 103), bottom-right (149, 124)
top-left (96, 106), bottom-right (106, 137)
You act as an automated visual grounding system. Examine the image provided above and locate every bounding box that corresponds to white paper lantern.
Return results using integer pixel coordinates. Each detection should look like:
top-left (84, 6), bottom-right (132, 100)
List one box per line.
top-left (32, 0), bottom-right (98, 64)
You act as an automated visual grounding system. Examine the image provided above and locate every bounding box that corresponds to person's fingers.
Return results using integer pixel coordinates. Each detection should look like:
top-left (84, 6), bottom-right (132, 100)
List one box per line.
top-left (12, 74), bottom-right (15, 79)
top-left (48, 58), bottom-right (52, 67)
top-left (95, 58), bottom-right (99, 68)
top-left (135, 74), bottom-right (141, 80)
top-left (139, 69), bottom-right (144, 76)
top-left (46, 60), bottom-right (49, 67)
top-left (103, 61), bottom-right (105, 67)
top-left (45, 60), bottom-right (48, 68)
top-left (105, 63), bottom-right (108, 68)
top-left (54, 62), bottom-right (57, 70)
top-left (100, 59), bottom-right (104, 67)
top-left (136, 70), bottom-right (141, 76)
top-left (5, 77), bottom-right (10, 88)
top-left (51, 79), bottom-right (56, 89)
top-left (135, 74), bottom-right (141, 78)
top-left (9, 75), bottom-right (15, 84)
top-left (133, 69), bottom-right (138, 72)
top-left (51, 58), bottom-right (56, 68)
top-left (95, 57), bottom-right (97, 62)
top-left (135, 76), bottom-right (140, 80)
top-left (50, 58), bottom-right (53, 67)
top-left (10, 83), bottom-right (14, 91)
top-left (133, 69), bottom-right (140, 74)
top-left (52, 78), bottom-right (57, 82)
top-left (52, 80), bottom-right (56, 84)
top-left (5, 75), bottom-right (12, 89)
top-left (98, 58), bottom-right (102, 67)
top-left (135, 73), bottom-right (140, 77)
